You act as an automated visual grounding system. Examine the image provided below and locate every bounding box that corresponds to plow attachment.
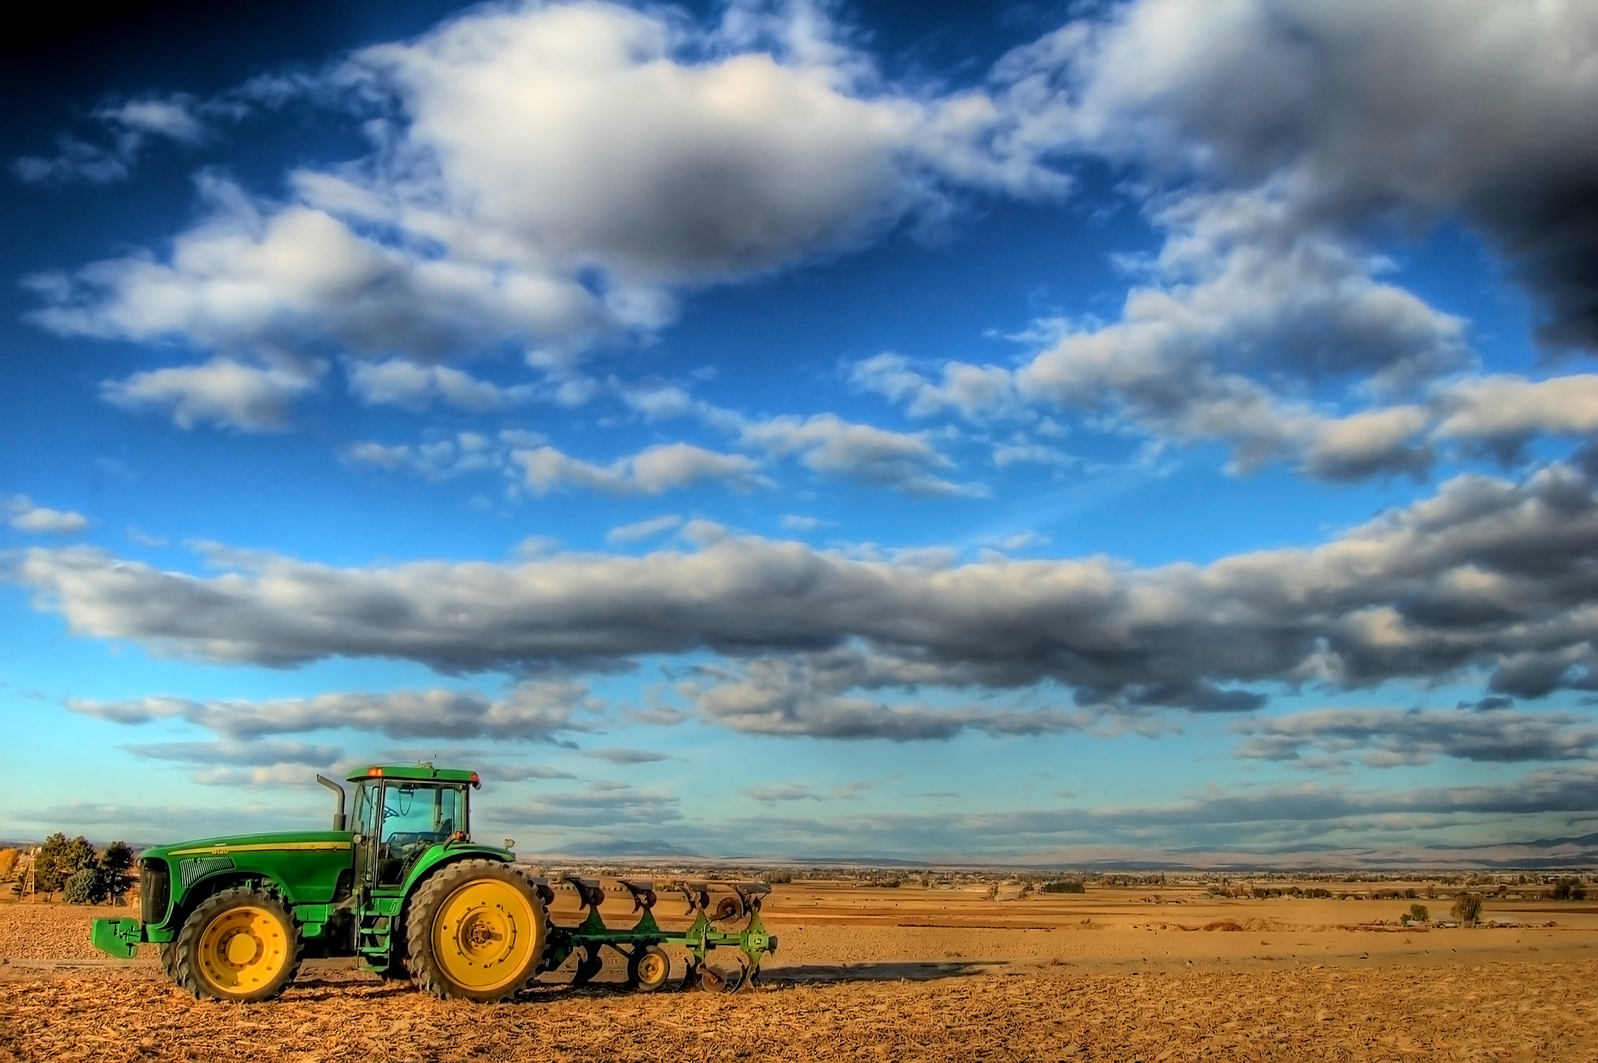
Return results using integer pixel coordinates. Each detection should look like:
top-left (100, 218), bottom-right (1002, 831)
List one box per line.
top-left (537, 876), bottom-right (777, 992)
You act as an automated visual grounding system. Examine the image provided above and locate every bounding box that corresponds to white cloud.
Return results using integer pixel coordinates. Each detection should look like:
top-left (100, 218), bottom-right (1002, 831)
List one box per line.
top-left (514, 441), bottom-right (768, 496)
top-left (101, 357), bottom-right (323, 431)
top-left (1051, 0), bottom-right (1598, 348)
top-left (838, 1), bottom-right (1598, 481)
top-left (1234, 706), bottom-right (1598, 768)
top-left (23, 1), bottom-right (1065, 384)
top-left (1434, 375), bottom-right (1598, 455)
top-left (605, 514), bottom-right (684, 544)
top-left (5, 495), bottom-right (89, 535)
top-left (69, 680), bottom-right (594, 742)
top-left (12, 94), bottom-right (210, 185)
top-left (346, 359), bottom-right (534, 412)
top-left (343, 432), bottom-right (503, 481)
top-left (740, 412), bottom-right (982, 496)
top-left (20, 460), bottom-right (1598, 709)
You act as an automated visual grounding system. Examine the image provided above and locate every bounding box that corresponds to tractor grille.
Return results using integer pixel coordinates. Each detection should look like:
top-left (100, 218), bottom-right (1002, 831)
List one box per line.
top-left (140, 859), bottom-right (170, 925)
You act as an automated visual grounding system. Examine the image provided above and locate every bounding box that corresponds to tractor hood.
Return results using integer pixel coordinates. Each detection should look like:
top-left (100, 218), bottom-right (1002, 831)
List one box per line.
top-left (141, 830), bottom-right (354, 860)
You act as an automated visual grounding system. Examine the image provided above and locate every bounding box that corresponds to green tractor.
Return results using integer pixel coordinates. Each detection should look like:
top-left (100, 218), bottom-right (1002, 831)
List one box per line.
top-left (89, 764), bottom-right (776, 1003)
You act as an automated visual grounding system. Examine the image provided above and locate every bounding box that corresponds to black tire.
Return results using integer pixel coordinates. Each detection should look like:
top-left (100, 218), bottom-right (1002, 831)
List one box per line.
top-left (405, 859), bottom-right (547, 1002)
top-left (157, 942), bottom-right (179, 982)
top-left (172, 887), bottom-right (302, 1002)
top-left (627, 944), bottom-right (670, 992)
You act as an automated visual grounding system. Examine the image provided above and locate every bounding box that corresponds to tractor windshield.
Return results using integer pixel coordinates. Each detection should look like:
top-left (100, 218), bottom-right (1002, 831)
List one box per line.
top-left (375, 782), bottom-right (467, 886)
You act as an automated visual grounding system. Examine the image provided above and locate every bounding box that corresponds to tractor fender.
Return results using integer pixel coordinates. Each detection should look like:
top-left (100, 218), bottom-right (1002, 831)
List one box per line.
top-left (163, 869), bottom-right (297, 937)
top-left (399, 843), bottom-right (515, 899)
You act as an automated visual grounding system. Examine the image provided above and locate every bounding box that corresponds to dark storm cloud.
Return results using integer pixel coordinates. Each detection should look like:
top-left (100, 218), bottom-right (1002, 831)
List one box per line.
top-left (17, 461), bottom-right (1598, 738)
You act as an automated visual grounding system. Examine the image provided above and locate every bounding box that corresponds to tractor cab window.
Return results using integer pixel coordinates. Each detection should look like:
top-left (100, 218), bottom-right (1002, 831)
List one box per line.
top-left (376, 783), bottom-right (465, 886)
top-left (351, 782), bottom-right (380, 838)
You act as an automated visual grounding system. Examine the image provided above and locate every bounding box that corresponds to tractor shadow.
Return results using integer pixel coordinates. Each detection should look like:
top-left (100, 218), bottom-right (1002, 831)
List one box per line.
top-left (763, 960), bottom-right (1011, 984)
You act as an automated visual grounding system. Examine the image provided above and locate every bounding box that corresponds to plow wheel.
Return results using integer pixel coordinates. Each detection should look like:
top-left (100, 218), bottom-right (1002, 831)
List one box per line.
top-left (173, 887), bottom-right (301, 1002)
top-left (627, 945), bottom-right (671, 992)
top-left (406, 859), bottom-right (547, 1003)
top-left (712, 895), bottom-right (745, 923)
top-left (570, 947), bottom-right (604, 988)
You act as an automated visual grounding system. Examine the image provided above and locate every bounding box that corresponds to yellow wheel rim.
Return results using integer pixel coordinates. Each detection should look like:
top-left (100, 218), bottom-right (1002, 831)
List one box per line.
top-left (197, 905), bottom-right (289, 996)
top-left (637, 950), bottom-right (668, 986)
top-left (432, 879), bottom-right (539, 992)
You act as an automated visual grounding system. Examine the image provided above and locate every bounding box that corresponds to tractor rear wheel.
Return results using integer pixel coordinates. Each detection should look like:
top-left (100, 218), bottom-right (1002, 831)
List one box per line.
top-left (405, 859), bottom-right (547, 1002)
top-left (172, 887), bottom-right (302, 1002)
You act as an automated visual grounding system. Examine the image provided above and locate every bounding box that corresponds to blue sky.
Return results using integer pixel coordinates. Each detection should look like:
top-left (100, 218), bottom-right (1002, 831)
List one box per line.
top-left (4, 0), bottom-right (1597, 866)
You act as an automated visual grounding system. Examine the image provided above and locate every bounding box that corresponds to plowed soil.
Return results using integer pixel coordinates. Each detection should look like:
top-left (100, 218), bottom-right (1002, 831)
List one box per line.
top-left (4, 881), bottom-right (1598, 1061)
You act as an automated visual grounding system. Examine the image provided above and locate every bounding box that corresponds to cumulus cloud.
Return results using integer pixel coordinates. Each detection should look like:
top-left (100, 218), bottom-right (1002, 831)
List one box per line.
top-left (740, 413), bottom-right (981, 496)
top-left (859, 191), bottom-right (1463, 479)
top-left (343, 432), bottom-right (507, 481)
top-left (23, 0), bottom-right (1064, 388)
top-left (844, 1), bottom-right (1598, 481)
top-left (1433, 375), bottom-right (1598, 460)
top-left (100, 357), bottom-right (323, 432)
top-left (68, 680), bottom-right (594, 742)
top-left (683, 654), bottom-right (1093, 740)
top-left (1235, 707), bottom-right (1598, 768)
top-left (346, 360), bottom-right (534, 412)
top-left (514, 442), bottom-right (768, 495)
top-left (15, 461), bottom-right (1598, 714)
top-left (5, 495), bottom-right (89, 535)
top-left (998, 0), bottom-right (1598, 350)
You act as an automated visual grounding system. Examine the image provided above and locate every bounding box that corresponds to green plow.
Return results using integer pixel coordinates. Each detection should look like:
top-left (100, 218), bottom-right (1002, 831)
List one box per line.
top-left (535, 877), bottom-right (777, 992)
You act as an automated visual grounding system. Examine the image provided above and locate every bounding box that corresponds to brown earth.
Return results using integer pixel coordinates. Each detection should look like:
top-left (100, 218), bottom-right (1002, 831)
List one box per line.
top-left (3, 881), bottom-right (1597, 1061)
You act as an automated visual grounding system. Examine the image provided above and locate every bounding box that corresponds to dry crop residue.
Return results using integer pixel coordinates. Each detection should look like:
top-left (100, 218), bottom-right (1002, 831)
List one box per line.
top-left (4, 961), bottom-right (1598, 1062)
top-left (0, 904), bottom-right (114, 961)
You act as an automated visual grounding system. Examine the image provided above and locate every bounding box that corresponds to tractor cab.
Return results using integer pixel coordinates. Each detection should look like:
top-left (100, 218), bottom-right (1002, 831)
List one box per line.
top-left (344, 765), bottom-right (479, 891)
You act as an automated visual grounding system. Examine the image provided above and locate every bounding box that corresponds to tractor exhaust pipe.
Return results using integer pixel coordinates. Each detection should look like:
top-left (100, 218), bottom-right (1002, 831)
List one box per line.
top-left (316, 774), bottom-right (347, 831)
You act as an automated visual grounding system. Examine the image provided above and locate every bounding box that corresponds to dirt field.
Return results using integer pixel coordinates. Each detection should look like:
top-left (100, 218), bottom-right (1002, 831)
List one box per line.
top-left (3, 880), bottom-right (1597, 1061)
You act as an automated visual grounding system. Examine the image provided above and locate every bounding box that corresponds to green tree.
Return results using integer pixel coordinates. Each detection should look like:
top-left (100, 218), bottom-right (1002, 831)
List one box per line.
top-left (64, 836), bottom-right (97, 876)
top-left (63, 865), bottom-right (107, 905)
top-left (100, 841), bottom-right (135, 904)
top-left (32, 833), bottom-right (71, 894)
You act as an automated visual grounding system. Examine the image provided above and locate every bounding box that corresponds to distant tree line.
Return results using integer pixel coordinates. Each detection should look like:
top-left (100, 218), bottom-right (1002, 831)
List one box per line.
top-left (19, 834), bottom-right (135, 904)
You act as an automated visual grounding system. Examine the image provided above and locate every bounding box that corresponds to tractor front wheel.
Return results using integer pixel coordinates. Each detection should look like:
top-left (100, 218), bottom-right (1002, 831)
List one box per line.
top-left (405, 859), bottom-right (547, 1002)
top-left (172, 887), bottom-right (302, 1002)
